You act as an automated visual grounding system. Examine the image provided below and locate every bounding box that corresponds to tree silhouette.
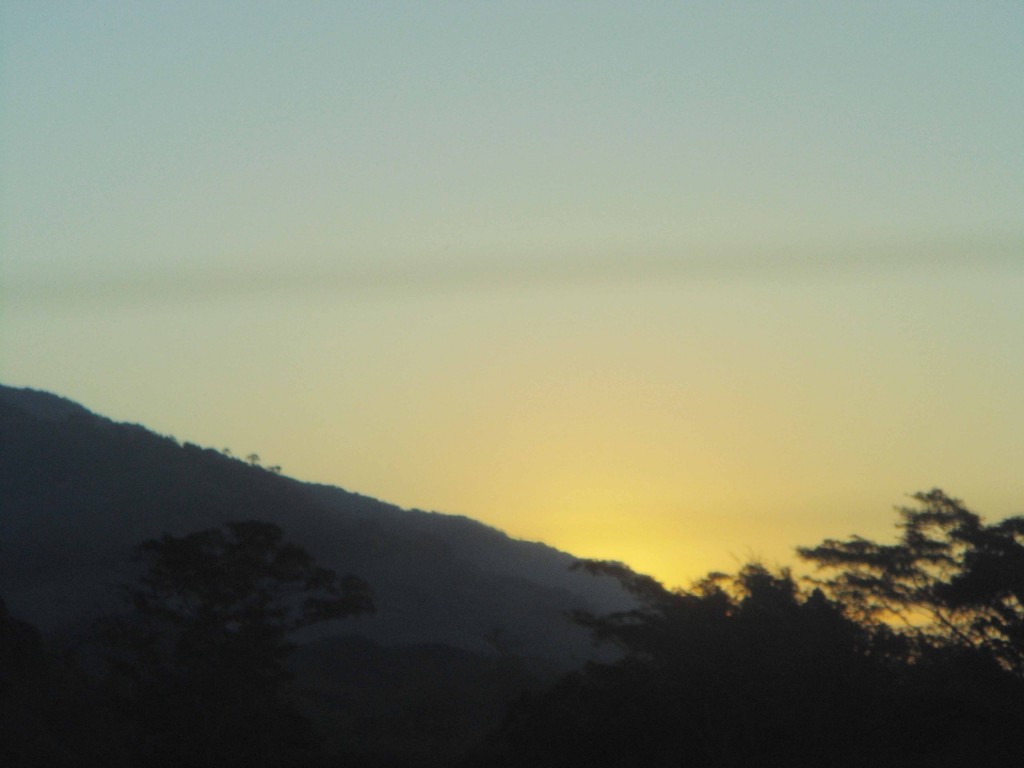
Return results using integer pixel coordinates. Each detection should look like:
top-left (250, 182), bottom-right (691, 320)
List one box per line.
top-left (483, 562), bottom-right (875, 767)
top-left (484, 519), bottom-right (1024, 768)
top-left (798, 488), bottom-right (1024, 672)
top-left (105, 520), bottom-right (373, 767)
top-left (1, 599), bottom-right (122, 766)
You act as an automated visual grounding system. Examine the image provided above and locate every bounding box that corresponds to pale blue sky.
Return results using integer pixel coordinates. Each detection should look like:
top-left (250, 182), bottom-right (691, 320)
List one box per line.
top-left (3, 2), bottom-right (1023, 585)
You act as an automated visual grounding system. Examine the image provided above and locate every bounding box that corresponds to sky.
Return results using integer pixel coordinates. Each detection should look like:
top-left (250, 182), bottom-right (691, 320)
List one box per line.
top-left (3, 2), bottom-right (1023, 588)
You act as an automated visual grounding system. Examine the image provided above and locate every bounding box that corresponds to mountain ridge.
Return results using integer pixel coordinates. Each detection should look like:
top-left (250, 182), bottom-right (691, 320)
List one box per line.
top-left (0, 383), bottom-right (633, 663)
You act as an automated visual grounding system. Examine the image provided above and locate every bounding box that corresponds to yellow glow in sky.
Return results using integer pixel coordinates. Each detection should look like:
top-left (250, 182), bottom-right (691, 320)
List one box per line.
top-left (3, 4), bottom-right (1023, 588)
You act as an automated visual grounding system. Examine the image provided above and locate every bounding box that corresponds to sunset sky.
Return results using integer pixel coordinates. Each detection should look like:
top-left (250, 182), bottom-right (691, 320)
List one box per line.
top-left (3, 2), bottom-right (1023, 588)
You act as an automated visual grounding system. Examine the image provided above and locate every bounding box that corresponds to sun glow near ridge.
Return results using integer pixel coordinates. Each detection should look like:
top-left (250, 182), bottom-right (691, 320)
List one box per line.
top-left (3, 3), bottom-right (1024, 590)
top-left (4, 259), bottom-right (1023, 589)
top-left (356, 271), bottom-right (1024, 588)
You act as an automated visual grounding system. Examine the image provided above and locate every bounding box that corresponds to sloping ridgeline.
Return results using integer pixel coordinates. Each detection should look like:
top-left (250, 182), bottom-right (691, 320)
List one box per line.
top-left (0, 383), bottom-right (635, 762)
top-left (0, 383), bottom-right (630, 658)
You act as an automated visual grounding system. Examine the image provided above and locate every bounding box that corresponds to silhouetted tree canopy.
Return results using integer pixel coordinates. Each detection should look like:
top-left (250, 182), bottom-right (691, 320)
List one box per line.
top-left (104, 521), bottom-right (373, 767)
top-left (482, 564), bottom-right (875, 767)
top-left (481, 491), bottom-right (1024, 768)
top-left (799, 488), bottom-right (1024, 672)
top-left (1, 600), bottom-right (121, 767)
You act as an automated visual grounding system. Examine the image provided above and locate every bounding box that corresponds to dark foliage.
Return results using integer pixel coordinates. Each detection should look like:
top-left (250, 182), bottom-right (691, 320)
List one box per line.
top-left (480, 492), bottom-right (1024, 767)
top-left (6, 391), bottom-right (1024, 767)
top-left (0, 385), bottom-right (627, 766)
top-left (103, 521), bottom-right (373, 767)
top-left (0, 385), bottom-right (628, 661)
top-left (0, 599), bottom-right (124, 767)
top-left (293, 635), bottom-right (554, 767)
top-left (799, 489), bottom-right (1024, 672)
top-left (480, 564), bottom-right (882, 767)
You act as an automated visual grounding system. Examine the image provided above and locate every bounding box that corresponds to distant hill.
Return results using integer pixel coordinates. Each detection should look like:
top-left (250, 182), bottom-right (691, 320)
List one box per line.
top-left (0, 383), bottom-right (632, 664)
top-left (0, 385), bottom-right (93, 421)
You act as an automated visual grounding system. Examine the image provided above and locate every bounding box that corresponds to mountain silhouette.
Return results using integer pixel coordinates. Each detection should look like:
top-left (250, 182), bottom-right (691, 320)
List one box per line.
top-left (0, 383), bottom-right (631, 663)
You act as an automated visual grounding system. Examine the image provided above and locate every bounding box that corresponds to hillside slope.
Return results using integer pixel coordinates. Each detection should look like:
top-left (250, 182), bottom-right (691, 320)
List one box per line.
top-left (0, 384), bottom-right (631, 663)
